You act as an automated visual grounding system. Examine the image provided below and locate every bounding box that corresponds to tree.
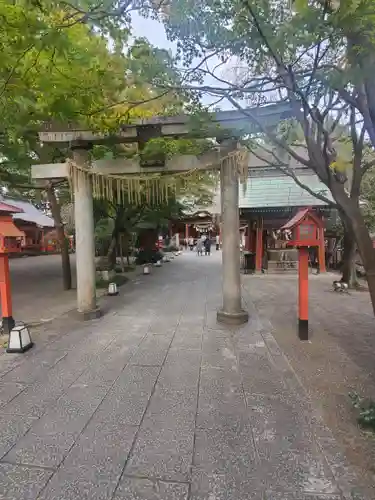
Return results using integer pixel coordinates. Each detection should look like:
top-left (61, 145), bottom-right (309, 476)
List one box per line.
top-left (92, 164), bottom-right (216, 269)
top-left (0, 0), bottom-right (191, 289)
top-left (130, 0), bottom-right (375, 314)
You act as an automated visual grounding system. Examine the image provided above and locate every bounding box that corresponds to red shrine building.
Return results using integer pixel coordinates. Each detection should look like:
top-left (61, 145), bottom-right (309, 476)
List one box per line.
top-left (239, 165), bottom-right (336, 273)
top-left (0, 196), bottom-right (55, 254)
top-left (172, 210), bottom-right (220, 242)
top-left (170, 165), bottom-right (337, 272)
top-left (170, 192), bottom-right (222, 242)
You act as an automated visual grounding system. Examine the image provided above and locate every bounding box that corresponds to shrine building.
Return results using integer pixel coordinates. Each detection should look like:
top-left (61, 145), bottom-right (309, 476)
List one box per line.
top-left (239, 165), bottom-right (337, 273)
top-left (171, 164), bottom-right (337, 273)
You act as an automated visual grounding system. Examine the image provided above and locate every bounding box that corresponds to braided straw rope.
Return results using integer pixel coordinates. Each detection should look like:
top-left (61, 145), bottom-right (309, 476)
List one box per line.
top-left (67, 147), bottom-right (249, 205)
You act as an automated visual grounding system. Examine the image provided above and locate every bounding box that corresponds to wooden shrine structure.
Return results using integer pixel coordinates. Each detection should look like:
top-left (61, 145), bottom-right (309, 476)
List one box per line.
top-left (239, 164), bottom-right (336, 273)
top-left (281, 208), bottom-right (323, 339)
top-left (31, 103), bottom-right (294, 325)
top-left (171, 210), bottom-right (220, 243)
top-left (0, 202), bottom-right (26, 332)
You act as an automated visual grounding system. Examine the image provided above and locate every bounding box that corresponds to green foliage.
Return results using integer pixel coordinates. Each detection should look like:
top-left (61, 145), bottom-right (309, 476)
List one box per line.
top-left (0, 2), bottom-right (128, 132)
top-left (0, 0), bottom-right (191, 192)
top-left (135, 248), bottom-right (163, 265)
top-left (349, 392), bottom-right (375, 432)
top-left (95, 217), bottom-right (115, 238)
top-left (158, 0), bottom-right (375, 147)
top-left (140, 137), bottom-right (210, 161)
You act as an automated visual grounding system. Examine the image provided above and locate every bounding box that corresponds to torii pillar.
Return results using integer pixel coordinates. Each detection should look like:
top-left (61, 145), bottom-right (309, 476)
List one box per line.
top-left (217, 153), bottom-right (249, 326)
top-left (72, 146), bottom-right (101, 319)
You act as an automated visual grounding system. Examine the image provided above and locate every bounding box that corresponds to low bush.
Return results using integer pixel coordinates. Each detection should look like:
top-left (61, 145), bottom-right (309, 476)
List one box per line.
top-left (135, 248), bottom-right (163, 265)
top-left (349, 392), bottom-right (375, 431)
top-left (163, 244), bottom-right (179, 252)
top-left (114, 264), bottom-right (136, 273)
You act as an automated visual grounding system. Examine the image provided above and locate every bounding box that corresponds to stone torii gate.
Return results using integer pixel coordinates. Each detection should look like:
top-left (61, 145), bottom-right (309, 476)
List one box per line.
top-left (32, 104), bottom-right (291, 325)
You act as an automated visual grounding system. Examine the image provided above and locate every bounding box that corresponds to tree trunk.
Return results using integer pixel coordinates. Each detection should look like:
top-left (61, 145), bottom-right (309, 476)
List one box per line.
top-left (342, 206), bottom-right (375, 315)
top-left (341, 227), bottom-right (358, 288)
top-left (121, 230), bottom-right (131, 266)
top-left (46, 185), bottom-right (72, 290)
top-left (119, 233), bottom-right (125, 272)
top-left (106, 234), bottom-right (117, 270)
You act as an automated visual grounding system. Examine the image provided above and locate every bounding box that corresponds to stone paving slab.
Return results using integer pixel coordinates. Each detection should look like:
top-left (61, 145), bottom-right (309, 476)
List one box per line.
top-left (0, 463), bottom-right (53, 500)
top-left (0, 382), bottom-right (26, 408)
top-left (129, 334), bottom-right (172, 366)
top-left (93, 365), bottom-right (160, 427)
top-left (0, 413), bottom-right (37, 460)
top-left (1, 349), bottom-right (69, 384)
top-left (0, 251), bottom-right (371, 500)
top-left (190, 469), bottom-right (264, 500)
top-left (37, 423), bottom-right (138, 500)
top-left (4, 383), bottom-right (109, 468)
top-left (113, 477), bottom-right (189, 500)
top-left (125, 422), bottom-right (195, 482)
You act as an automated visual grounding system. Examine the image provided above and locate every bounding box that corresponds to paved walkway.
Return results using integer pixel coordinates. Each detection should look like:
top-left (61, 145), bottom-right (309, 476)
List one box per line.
top-left (0, 251), bottom-right (370, 499)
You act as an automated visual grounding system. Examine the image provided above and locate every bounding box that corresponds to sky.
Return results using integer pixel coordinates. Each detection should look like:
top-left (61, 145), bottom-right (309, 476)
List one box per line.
top-left (130, 13), bottom-right (233, 109)
top-left (131, 13), bottom-right (176, 53)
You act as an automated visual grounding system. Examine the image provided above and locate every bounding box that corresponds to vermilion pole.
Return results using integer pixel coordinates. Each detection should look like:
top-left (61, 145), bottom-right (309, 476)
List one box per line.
top-left (255, 220), bottom-right (263, 272)
top-left (298, 247), bottom-right (309, 340)
top-left (246, 223), bottom-right (252, 251)
top-left (0, 253), bottom-right (14, 334)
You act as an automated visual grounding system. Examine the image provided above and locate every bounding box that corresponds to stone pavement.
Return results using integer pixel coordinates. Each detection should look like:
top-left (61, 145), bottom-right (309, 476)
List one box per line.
top-left (0, 251), bottom-right (370, 499)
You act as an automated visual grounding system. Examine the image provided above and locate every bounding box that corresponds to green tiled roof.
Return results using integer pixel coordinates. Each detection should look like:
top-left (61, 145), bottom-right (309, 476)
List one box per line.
top-left (239, 172), bottom-right (332, 209)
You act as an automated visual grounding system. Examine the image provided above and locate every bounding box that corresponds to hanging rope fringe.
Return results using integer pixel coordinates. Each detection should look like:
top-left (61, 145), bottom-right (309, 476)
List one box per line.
top-left (67, 147), bottom-right (249, 205)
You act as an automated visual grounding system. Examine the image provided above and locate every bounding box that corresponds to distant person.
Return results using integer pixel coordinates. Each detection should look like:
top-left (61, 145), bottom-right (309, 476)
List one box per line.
top-left (196, 237), bottom-right (204, 256)
top-left (216, 234), bottom-right (220, 251)
top-left (204, 237), bottom-right (211, 256)
top-left (188, 237), bottom-right (194, 251)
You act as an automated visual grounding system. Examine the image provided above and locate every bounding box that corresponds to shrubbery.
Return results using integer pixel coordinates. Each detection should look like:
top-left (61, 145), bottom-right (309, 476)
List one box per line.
top-left (135, 248), bottom-right (163, 265)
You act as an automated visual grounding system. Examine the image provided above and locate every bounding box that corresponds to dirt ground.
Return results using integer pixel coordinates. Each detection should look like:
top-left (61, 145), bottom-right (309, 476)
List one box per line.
top-left (4, 254), bottom-right (141, 327)
top-left (243, 271), bottom-right (375, 494)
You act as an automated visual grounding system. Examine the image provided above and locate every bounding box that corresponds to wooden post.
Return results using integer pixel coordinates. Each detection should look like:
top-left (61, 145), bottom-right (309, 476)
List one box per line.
top-left (298, 247), bottom-right (309, 340)
top-left (185, 224), bottom-right (189, 241)
top-left (255, 218), bottom-right (263, 272)
top-left (40, 229), bottom-right (44, 253)
top-left (0, 254), bottom-right (14, 334)
top-left (318, 227), bottom-right (326, 273)
top-left (246, 222), bottom-right (252, 251)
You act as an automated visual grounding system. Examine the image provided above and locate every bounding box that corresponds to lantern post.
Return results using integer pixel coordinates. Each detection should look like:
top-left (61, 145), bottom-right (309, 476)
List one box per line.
top-left (0, 205), bottom-right (26, 334)
top-left (298, 247), bottom-right (309, 340)
top-left (0, 249), bottom-right (14, 334)
top-left (281, 208), bottom-right (322, 341)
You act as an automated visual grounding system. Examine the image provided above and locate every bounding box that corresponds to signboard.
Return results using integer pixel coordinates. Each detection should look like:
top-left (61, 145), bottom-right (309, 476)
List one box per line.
top-left (299, 224), bottom-right (315, 240)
